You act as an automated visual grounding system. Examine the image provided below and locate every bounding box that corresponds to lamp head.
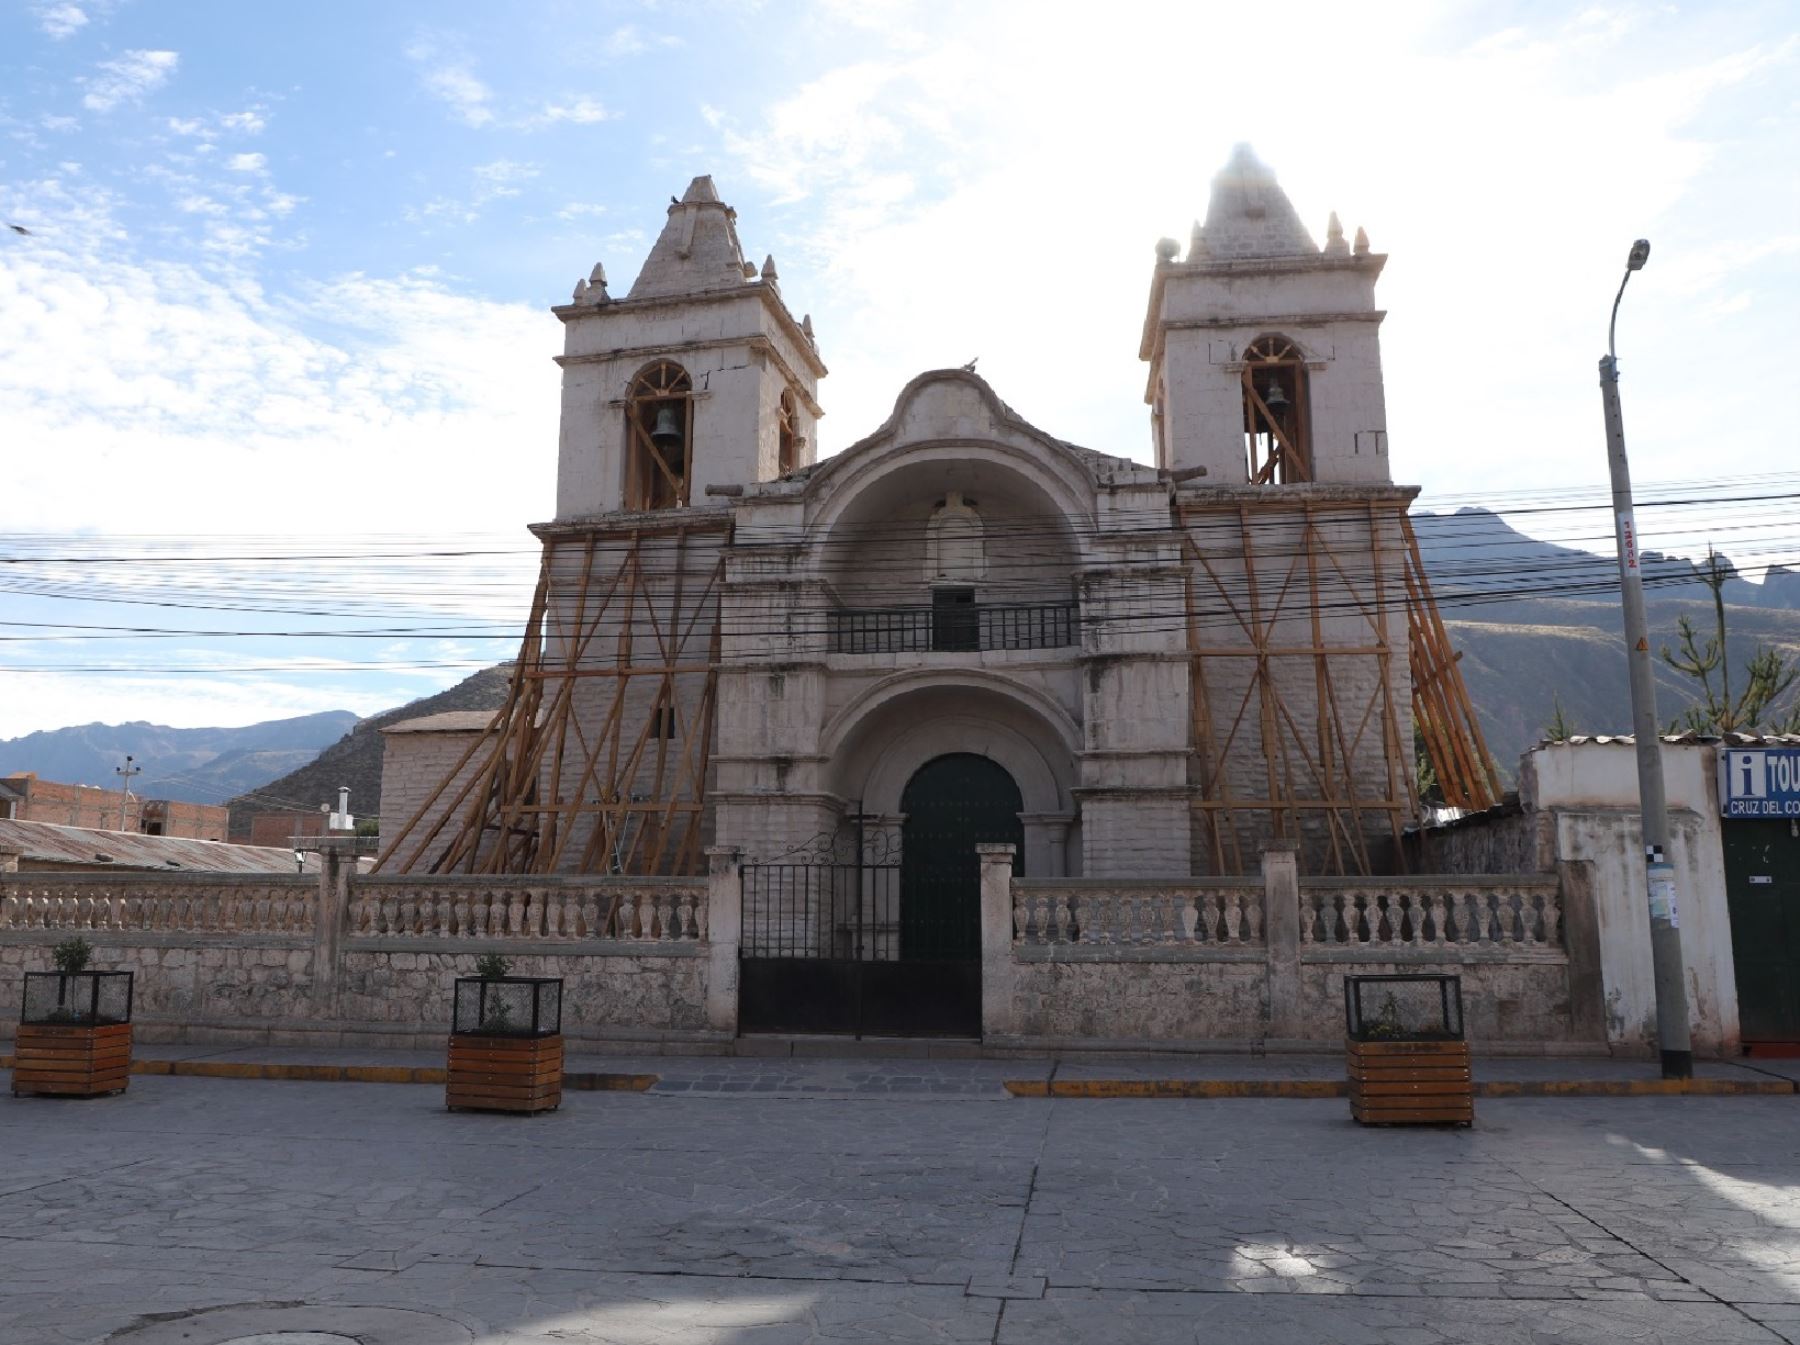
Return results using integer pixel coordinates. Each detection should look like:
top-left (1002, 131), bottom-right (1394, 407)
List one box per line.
top-left (1627, 239), bottom-right (1651, 272)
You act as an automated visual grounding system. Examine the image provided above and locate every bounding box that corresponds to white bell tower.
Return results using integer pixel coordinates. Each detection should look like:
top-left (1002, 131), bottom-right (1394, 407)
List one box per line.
top-left (549, 176), bottom-right (827, 519)
top-left (1141, 145), bottom-right (1390, 486)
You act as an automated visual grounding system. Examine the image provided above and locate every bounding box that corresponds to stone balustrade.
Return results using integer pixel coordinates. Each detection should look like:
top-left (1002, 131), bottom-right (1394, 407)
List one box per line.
top-left (346, 877), bottom-right (707, 942)
top-left (1299, 879), bottom-right (1563, 951)
top-left (1013, 882), bottom-right (1266, 947)
top-left (0, 873), bottom-right (316, 935)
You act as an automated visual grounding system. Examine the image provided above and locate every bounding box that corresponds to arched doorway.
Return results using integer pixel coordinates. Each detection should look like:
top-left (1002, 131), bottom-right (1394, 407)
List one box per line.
top-left (899, 754), bottom-right (1024, 960)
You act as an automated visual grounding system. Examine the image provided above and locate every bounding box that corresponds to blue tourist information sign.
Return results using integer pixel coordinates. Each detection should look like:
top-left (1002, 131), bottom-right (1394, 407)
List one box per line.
top-left (1719, 748), bottom-right (1800, 818)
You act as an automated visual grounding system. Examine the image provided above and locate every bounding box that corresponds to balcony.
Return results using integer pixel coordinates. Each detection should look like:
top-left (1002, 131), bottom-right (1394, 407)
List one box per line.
top-left (829, 599), bottom-right (1078, 655)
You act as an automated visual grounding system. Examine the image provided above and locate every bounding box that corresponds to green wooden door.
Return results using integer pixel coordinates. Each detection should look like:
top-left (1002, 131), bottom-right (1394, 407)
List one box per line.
top-left (1722, 819), bottom-right (1800, 1042)
top-left (899, 754), bottom-right (1024, 961)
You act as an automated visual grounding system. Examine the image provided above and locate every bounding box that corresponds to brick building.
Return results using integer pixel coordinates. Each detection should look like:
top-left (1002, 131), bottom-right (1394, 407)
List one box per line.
top-left (0, 773), bottom-right (228, 840)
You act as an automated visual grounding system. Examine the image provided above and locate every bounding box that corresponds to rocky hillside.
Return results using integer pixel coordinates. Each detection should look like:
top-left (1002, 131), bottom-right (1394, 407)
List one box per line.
top-left (0, 710), bottom-right (359, 807)
top-left (1416, 509), bottom-right (1800, 775)
top-left (225, 664), bottom-right (514, 838)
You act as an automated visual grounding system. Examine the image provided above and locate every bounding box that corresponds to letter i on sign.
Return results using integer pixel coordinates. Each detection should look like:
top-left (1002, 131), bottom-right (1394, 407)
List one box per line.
top-left (1734, 752), bottom-right (1767, 800)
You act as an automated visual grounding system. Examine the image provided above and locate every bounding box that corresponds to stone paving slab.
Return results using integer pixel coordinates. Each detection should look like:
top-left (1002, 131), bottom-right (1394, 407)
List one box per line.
top-left (0, 1079), bottom-right (1796, 1342)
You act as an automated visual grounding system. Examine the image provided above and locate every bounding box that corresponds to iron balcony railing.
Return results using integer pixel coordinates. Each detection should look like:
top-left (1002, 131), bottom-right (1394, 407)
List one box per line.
top-left (828, 600), bottom-right (1078, 654)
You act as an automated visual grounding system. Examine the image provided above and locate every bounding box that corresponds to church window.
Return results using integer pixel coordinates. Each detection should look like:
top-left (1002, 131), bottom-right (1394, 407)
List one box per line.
top-left (625, 361), bottom-right (693, 510)
top-left (1242, 335), bottom-right (1311, 484)
top-left (776, 389), bottom-right (799, 476)
top-left (650, 705), bottom-right (678, 739)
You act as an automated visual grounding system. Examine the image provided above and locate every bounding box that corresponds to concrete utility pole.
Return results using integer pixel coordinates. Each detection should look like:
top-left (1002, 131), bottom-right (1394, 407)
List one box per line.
top-left (1599, 238), bottom-right (1693, 1079)
top-left (113, 754), bottom-right (141, 832)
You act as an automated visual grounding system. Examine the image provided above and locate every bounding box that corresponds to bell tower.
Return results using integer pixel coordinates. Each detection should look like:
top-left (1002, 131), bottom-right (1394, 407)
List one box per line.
top-left (550, 176), bottom-right (827, 519)
top-left (1140, 145), bottom-right (1389, 486)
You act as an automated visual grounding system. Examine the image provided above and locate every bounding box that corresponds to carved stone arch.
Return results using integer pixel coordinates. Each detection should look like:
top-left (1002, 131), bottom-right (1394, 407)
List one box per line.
top-left (822, 671), bottom-right (1079, 876)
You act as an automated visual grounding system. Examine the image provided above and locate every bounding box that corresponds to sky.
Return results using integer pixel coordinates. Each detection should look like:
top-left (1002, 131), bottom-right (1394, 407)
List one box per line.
top-left (0, 0), bottom-right (1796, 751)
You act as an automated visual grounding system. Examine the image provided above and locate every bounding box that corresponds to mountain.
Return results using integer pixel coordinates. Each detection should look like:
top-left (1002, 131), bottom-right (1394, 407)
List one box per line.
top-left (226, 664), bottom-right (515, 838)
top-left (1415, 509), bottom-right (1800, 776)
top-left (0, 710), bottom-right (360, 808)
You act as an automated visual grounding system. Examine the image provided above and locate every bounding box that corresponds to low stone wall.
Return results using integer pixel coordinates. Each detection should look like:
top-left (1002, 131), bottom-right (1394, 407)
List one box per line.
top-left (0, 865), bottom-right (730, 1049)
top-left (989, 851), bottom-right (1586, 1049)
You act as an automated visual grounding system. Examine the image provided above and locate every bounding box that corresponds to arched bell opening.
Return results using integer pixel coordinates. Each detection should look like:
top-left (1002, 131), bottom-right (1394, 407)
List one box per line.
top-left (625, 360), bottom-right (693, 510)
top-left (1242, 334), bottom-right (1312, 484)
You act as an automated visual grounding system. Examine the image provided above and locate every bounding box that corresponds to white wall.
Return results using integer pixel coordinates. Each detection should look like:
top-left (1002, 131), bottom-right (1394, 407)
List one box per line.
top-left (1523, 740), bottom-right (1739, 1053)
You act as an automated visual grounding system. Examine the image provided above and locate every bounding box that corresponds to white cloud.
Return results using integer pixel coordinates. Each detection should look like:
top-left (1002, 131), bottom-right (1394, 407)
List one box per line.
top-left (40, 114), bottom-right (79, 133)
top-left (603, 24), bottom-right (680, 58)
top-left (175, 194), bottom-right (226, 215)
top-left (0, 171), bottom-right (553, 735)
top-left (226, 152), bottom-right (267, 172)
top-left (34, 2), bottom-right (88, 40)
top-left (703, 3), bottom-right (1798, 527)
top-left (82, 49), bottom-right (179, 112)
top-left (534, 97), bottom-right (614, 126)
top-left (167, 116), bottom-right (209, 137)
top-left (555, 202), bottom-right (608, 222)
top-left (220, 108), bottom-right (266, 134)
top-left (406, 40), bottom-right (494, 128)
top-left (413, 159), bottom-right (541, 224)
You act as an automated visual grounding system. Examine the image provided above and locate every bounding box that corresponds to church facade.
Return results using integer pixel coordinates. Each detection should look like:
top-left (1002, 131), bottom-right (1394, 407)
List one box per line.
top-left (378, 150), bottom-right (1496, 1004)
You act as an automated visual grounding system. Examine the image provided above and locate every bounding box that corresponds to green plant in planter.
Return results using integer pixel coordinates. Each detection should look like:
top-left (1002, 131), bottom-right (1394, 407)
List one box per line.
top-left (474, 952), bottom-right (513, 1032)
top-left (475, 952), bottom-right (511, 980)
top-left (52, 936), bottom-right (92, 974)
top-left (46, 936), bottom-right (96, 1022)
top-left (1363, 991), bottom-right (1405, 1041)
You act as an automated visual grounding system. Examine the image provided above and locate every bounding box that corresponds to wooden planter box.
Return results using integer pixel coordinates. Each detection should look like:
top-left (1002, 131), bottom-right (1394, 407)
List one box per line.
top-left (446, 1032), bottom-right (563, 1114)
top-left (1347, 1037), bottom-right (1472, 1126)
top-left (12, 1022), bottom-right (132, 1098)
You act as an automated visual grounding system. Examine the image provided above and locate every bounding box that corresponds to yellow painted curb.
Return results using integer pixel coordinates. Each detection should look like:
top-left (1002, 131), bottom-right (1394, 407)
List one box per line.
top-left (1005, 1077), bottom-right (1798, 1099)
top-left (565, 1072), bottom-right (658, 1092)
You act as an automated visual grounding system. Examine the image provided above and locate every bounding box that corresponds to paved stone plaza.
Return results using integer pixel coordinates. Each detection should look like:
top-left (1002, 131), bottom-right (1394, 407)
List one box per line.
top-left (3, 1064), bottom-right (1798, 1343)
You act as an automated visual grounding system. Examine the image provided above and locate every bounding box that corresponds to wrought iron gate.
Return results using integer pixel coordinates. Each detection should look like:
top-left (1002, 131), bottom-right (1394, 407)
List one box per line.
top-left (738, 859), bottom-right (981, 1036)
top-left (737, 757), bottom-right (1020, 1038)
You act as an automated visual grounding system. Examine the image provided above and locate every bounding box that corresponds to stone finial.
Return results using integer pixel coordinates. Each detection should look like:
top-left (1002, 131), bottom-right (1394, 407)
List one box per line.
top-left (1353, 225), bottom-right (1370, 257)
top-left (572, 277), bottom-right (589, 302)
top-left (1187, 220), bottom-right (1209, 262)
top-left (742, 261), bottom-right (757, 279)
top-left (681, 174), bottom-right (721, 205)
top-left (1155, 236), bottom-right (1181, 262)
top-left (589, 262), bottom-right (608, 291)
top-left (760, 253), bottom-right (779, 284)
top-left (1324, 211), bottom-right (1348, 257)
top-left (801, 313), bottom-right (815, 342)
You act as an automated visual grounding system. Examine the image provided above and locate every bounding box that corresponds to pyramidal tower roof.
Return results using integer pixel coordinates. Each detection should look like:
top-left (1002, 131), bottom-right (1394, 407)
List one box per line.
top-left (626, 174), bottom-right (754, 300)
top-left (1189, 144), bottom-right (1318, 262)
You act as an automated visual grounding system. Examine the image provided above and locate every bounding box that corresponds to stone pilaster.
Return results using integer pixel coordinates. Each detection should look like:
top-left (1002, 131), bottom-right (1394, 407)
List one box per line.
top-left (977, 843), bottom-right (1018, 1040)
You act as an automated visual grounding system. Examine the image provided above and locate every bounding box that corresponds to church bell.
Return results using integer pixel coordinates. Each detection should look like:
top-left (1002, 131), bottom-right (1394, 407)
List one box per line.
top-left (650, 404), bottom-right (684, 449)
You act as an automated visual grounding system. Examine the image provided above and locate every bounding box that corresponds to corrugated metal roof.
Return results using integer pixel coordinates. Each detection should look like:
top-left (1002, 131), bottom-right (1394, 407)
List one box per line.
top-left (0, 818), bottom-right (316, 873)
top-left (381, 710), bottom-right (497, 734)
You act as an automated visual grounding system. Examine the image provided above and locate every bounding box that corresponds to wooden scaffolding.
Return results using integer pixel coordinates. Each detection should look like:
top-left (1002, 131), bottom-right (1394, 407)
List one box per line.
top-left (1181, 495), bottom-right (1500, 877)
top-left (375, 517), bottom-right (729, 876)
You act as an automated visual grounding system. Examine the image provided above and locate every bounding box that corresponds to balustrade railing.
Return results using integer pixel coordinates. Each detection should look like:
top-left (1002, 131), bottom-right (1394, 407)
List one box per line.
top-left (1300, 881), bottom-right (1562, 950)
top-left (1014, 884), bottom-right (1265, 947)
top-left (830, 601), bottom-right (1077, 655)
top-left (345, 879), bottom-right (707, 942)
top-left (0, 875), bottom-right (315, 934)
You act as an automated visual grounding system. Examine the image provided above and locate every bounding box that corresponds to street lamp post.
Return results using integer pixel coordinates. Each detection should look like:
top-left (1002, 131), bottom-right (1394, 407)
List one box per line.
top-left (1599, 238), bottom-right (1693, 1080)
